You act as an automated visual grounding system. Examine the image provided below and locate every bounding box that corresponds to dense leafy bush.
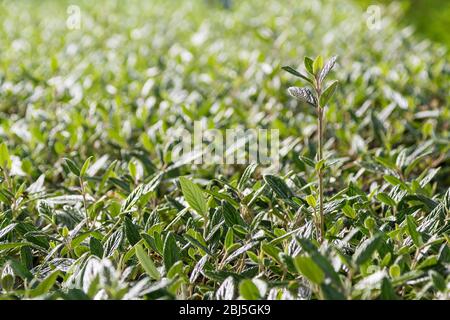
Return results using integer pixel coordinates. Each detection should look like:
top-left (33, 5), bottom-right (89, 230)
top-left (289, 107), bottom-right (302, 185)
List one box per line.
top-left (0, 0), bottom-right (449, 299)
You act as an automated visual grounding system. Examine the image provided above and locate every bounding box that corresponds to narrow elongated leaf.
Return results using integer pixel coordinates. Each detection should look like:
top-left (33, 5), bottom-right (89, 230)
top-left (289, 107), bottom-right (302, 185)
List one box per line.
top-left (380, 277), bottom-right (398, 300)
top-left (319, 80), bottom-right (338, 106)
top-left (0, 242), bottom-right (32, 252)
top-left (63, 158), bottom-right (80, 176)
top-left (89, 237), bottom-right (103, 258)
top-left (318, 55), bottom-right (337, 83)
top-left (190, 255), bottom-right (208, 283)
top-left (184, 234), bottom-right (213, 255)
top-left (135, 244), bottom-right (160, 280)
top-left (384, 175), bottom-right (409, 191)
top-left (124, 216), bottom-right (141, 246)
top-left (237, 163), bottom-right (257, 190)
top-left (8, 259), bottom-right (33, 280)
top-left (222, 200), bottom-right (245, 227)
top-left (120, 185), bottom-right (144, 214)
top-left (29, 270), bottom-right (61, 298)
top-left (320, 283), bottom-right (346, 300)
top-left (294, 256), bottom-right (325, 285)
top-left (261, 242), bottom-right (281, 263)
top-left (264, 175), bottom-right (294, 199)
top-left (304, 56), bottom-right (314, 74)
top-left (353, 234), bottom-right (383, 265)
top-left (120, 174), bottom-right (163, 214)
top-left (163, 232), bottom-right (180, 271)
top-left (80, 156), bottom-right (93, 177)
top-left (342, 204), bottom-right (357, 219)
top-left (281, 66), bottom-right (312, 83)
top-left (299, 155), bottom-right (315, 167)
top-left (296, 237), bottom-right (342, 286)
top-left (0, 223), bottom-right (17, 240)
top-left (223, 241), bottom-right (258, 265)
top-left (406, 215), bottom-right (423, 247)
top-left (142, 172), bottom-right (163, 193)
top-left (377, 192), bottom-right (396, 207)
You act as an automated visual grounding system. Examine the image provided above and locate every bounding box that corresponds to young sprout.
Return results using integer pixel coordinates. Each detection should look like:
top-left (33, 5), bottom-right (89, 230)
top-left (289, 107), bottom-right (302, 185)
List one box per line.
top-left (283, 55), bottom-right (338, 242)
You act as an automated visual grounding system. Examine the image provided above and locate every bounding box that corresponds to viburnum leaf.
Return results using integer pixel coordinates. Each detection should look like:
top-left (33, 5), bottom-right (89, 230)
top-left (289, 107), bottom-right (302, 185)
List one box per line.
top-left (281, 66), bottom-right (313, 84)
top-left (319, 80), bottom-right (338, 106)
top-left (287, 87), bottom-right (317, 106)
top-left (318, 55), bottom-right (337, 83)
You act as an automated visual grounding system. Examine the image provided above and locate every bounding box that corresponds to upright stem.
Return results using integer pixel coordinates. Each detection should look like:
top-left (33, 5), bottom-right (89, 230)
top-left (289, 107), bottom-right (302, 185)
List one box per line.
top-left (317, 107), bottom-right (324, 242)
top-left (79, 176), bottom-right (89, 228)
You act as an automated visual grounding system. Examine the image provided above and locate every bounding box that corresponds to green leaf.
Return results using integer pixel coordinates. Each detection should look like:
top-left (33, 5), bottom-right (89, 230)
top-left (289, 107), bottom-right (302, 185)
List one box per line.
top-left (380, 277), bottom-right (398, 300)
top-left (8, 259), bottom-right (33, 280)
top-left (299, 155), bottom-right (315, 168)
top-left (342, 204), bottom-right (357, 219)
top-left (312, 55), bottom-right (323, 75)
top-left (306, 194), bottom-right (317, 208)
top-left (239, 279), bottom-right (261, 300)
top-left (279, 253), bottom-right (297, 273)
top-left (294, 256), bottom-right (325, 285)
top-left (163, 232), bottom-right (180, 271)
top-left (63, 158), bottom-right (80, 176)
top-left (406, 215), bottom-right (423, 247)
top-left (89, 237), bottom-right (103, 258)
top-left (124, 216), bottom-right (141, 246)
top-left (1, 274), bottom-right (14, 291)
top-left (384, 175), bottom-right (409, 191)
top-left (377, 192), bottom-right (396, 207)
top-left (429, 270), bottom-right (446, 292)
top-left (119, 173), bottom-right (163, 214)
top-left (29, 270), bottom-right (61, 298)
top-left (135, 244), bottom-right (161, 280)
top-left (167, 260), bottom-right (184, 279)
top-left (141, 233), bottom-right (160, 254)
top-left (389, 264), bottom-right (401, 278)
top-left (120, 184), bottom-right (144, 214)
top-left (416, 255), bottom-right (437, 269)
top-left (222, 200), bottom-right (245, 227)
top-left (296, 238), bottom-right (341, 286)
top-left (190, 255), bottom-right (208, 283)
top-left (264, 175), bottom-right (294, 199)
top-left (224, 228), bottom-right (234, 251)
top-left (184, 234), bottom-right (213, 255)
top-left (0, 142), bottom-right (11, 169)
top-left (237, 163), bottom-right (257, 190)
top-left (320, 283), bottom-right (346, 300)
top-left (261, 242), bottom-right (281, 263)
top-left (80, 156), bottom-right (93, 177)
top-left (24, 232), bottom-right (49, 249)
top-left (319, 80), bottom-right (338, 106)
top-left (281, 66), bottom-right (313, 84)
top-left (304, 56), bottom-right (314, 74)
top-left (179, 176), bottom-right (208, 218)
top-left (0, 242), bottom-right (32, 252)
top-left (353, 234), bottom-right (383, 265)
top-left (315, 159), bottom-right (326, 171)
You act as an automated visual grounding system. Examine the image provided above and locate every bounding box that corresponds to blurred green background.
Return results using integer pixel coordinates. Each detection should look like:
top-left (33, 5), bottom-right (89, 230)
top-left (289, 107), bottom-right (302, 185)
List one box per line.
top-left (357, 0), bottom-right (450, 46)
